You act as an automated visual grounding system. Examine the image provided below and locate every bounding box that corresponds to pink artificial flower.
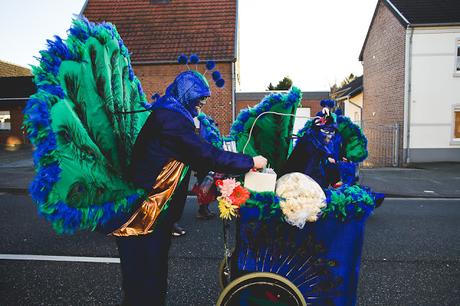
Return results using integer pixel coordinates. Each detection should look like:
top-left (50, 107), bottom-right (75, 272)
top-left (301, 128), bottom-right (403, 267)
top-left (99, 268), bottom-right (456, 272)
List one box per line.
top-left (218, 178), bottom-right (240, 197)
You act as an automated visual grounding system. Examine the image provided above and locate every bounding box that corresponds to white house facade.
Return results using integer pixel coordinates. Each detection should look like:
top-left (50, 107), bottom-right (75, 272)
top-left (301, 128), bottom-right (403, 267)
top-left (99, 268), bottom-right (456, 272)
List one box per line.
top-left (405, 26), bottom-right (460, 162)
top-left (360, 0), bottom-right (460, 166)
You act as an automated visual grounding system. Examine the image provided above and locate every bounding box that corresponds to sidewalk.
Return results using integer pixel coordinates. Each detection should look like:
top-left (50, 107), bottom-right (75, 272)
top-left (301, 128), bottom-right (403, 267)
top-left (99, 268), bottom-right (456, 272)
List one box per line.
top-left (1, 147), bottom-right (459, 198)
top-left (360, 163), bottom-right (460, 198)
top-left (0, 147), bottom-right (34, 194)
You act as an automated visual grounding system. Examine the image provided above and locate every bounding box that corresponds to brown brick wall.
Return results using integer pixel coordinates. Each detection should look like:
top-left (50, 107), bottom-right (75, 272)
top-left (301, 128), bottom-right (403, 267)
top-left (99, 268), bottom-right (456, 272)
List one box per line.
top-left (362, 1), bottom-right (406, 167)
top-left (133, 62), bottom-right (234, 134)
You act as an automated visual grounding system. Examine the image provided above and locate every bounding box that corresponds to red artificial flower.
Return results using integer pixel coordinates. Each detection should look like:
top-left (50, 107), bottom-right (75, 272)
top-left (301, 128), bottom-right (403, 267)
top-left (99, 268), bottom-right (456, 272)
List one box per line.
top-left (229, 185), bottom-right (250, 207)
top-left (215, 179), bottom-right (223, 187)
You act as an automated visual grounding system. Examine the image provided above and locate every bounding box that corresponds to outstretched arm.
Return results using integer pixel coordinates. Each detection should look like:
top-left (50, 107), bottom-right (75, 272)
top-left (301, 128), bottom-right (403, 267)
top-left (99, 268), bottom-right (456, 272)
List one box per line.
top-left (158, 111), bottom-right (260, 174)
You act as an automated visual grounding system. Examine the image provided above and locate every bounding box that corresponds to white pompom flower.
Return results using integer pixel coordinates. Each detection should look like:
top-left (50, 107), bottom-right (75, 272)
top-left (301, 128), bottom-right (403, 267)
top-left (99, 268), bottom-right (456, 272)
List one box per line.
top-left (275, 172), bottom-right (326, 229)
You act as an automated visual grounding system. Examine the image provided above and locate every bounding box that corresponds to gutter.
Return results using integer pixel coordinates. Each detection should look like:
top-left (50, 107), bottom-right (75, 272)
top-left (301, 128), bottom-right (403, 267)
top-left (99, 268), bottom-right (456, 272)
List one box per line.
top-left (347, 98), bottom-right (362, 109)
top-left (131, 59), bottom-right (232, 65)
top-left (385, 0), bottom-right (409, 25)
top-left (410, 22), bottom-right (460, 27)
top-left (79, 0), bottom-right (89, 15)
top-left (335, 95), bottom-right (362, 113)
top-left (0, 97), bottom-right (29, 101)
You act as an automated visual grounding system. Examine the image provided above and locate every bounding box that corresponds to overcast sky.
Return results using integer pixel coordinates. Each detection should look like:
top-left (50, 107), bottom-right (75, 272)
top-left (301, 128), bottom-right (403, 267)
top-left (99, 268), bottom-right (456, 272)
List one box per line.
top-left (0, 0), bottom-right (377, 92)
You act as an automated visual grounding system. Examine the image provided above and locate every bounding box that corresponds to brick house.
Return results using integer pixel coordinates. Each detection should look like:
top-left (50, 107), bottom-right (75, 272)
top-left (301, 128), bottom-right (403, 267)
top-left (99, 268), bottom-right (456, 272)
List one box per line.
top-left (82, 0), bottom-right (239, 134)
top-left (0, 60), bottom-right (35, 147)
top-left (236, 91), bottom-right (329, 134)
top-left (360, 0), bottom-right (460, 166)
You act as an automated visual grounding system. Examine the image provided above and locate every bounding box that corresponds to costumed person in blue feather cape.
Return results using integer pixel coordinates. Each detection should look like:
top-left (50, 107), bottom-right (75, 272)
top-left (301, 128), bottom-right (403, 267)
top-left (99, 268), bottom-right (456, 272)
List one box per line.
top-left (105, 66), bottom-right (267, 305)
top-left (281, 99), bottom-right (344, 187)
top-left (282, 98), bottom-right (385, 200)
top-left (23, 18), bottom-right (267, 306)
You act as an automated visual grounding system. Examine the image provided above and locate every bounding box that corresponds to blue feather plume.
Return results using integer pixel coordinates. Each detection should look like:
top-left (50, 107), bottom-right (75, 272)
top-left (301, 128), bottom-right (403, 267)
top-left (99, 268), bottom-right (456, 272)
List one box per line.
top-left (320, 99), bottom-right (336, 108)
top-left (212, 71), bottom-right (221, 81)
top-left (206, 60), bottom-right (216, 70)
top-left (178, 54), bottom-right (188, 64)
top-left (189, 54), bottom-right (199, 64)
top-left (215, 78), bottom-right (225, 88)
top-left (47, 36), bottom-right (75, 61)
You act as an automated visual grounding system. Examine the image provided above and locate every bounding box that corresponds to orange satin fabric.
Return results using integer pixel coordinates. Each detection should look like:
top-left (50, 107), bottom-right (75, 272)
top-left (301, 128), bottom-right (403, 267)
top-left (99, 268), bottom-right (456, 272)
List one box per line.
top-left (111, 160), bottom-right (186, 236)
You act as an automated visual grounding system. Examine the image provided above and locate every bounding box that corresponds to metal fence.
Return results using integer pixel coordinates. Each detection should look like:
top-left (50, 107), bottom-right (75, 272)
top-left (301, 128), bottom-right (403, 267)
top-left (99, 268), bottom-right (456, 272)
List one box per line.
top-left (361, 122), bottom-right (400, 168)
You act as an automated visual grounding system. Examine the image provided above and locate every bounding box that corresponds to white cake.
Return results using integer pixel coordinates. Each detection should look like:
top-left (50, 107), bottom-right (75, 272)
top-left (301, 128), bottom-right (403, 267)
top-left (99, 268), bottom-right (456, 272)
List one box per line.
top-left (244, 170), bottom-right (277, 192)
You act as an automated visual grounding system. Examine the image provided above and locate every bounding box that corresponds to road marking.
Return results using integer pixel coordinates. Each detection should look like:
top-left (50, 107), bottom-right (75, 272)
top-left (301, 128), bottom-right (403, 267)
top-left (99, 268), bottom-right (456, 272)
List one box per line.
top-left (384, 197), bottom-right (460, 201)
top-left (0, 254), bottom-right (120, 263)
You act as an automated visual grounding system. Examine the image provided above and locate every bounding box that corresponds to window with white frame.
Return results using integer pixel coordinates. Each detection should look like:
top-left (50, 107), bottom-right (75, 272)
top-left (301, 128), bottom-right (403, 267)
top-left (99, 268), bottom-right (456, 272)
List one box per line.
top-left (454, 107), bottom-right (460, 139)
top-left (0, 111), bottom-right (11, 131)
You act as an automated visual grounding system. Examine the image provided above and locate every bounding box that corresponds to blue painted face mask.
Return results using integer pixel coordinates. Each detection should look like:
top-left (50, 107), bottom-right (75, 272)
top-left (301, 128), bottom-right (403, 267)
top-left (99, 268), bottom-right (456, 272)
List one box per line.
top-left (313, 115), bottom-right (338, 143)
top-left (165, 70), bottom-right (211, 118)
top-left (149, 70), bottom-right (211, 124)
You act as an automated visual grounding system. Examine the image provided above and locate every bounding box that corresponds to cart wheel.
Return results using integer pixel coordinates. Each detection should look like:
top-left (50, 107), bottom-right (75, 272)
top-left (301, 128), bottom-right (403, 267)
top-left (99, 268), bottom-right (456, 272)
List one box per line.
top-left (217, 272), bottom-right (306, 306)
top-left (218, 258), bottom-right (232, 290)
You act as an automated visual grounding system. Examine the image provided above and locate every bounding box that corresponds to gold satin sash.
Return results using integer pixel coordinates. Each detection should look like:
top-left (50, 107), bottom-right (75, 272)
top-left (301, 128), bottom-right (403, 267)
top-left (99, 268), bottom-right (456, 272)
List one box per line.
top-left (111, 160), bottom-right (186, 236)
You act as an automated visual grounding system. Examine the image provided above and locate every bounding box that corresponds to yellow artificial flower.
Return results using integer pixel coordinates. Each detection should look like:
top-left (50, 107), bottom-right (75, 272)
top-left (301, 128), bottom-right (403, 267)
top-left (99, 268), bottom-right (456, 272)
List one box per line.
top-left (217, 196), bottom-right (238, 220)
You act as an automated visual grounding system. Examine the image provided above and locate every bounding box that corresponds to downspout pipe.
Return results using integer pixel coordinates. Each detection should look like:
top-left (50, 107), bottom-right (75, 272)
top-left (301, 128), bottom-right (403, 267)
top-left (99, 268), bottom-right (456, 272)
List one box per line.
top-left (232, 0), bottom-right (239, 122)
top-left (232, 63), bottom-right (236, 121)
top-left (404, 25), bottom-right (414, 164)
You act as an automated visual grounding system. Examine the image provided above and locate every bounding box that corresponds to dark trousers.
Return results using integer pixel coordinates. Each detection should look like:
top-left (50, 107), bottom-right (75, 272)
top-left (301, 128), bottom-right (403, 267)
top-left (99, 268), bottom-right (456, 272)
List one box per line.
top-left (116, 170), bottom-right (190, 306)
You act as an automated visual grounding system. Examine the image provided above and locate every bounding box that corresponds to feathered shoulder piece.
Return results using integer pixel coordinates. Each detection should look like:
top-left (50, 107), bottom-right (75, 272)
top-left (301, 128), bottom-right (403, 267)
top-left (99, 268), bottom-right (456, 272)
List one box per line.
top-left (23, 17), bottom-right (149, 234)
top-left (229, 87), bottom-right (302, 173)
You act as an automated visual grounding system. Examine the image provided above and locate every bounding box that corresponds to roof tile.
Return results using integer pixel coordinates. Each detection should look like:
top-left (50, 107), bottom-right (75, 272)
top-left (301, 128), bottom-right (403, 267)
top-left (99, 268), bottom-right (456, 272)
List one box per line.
top-left (83, 0), bottom-right (237, 62)
top-left (0, 60), bottom-right (31, 77)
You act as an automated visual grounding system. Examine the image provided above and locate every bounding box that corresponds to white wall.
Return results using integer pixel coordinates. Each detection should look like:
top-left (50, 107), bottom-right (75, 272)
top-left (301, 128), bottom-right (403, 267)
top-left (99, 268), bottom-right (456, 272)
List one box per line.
top-left (344, 92), bottom-right (363, 126)
top-left (409, 27), bottom-right (460, 149)
top-left (293, 107), bottom-right (311, 134)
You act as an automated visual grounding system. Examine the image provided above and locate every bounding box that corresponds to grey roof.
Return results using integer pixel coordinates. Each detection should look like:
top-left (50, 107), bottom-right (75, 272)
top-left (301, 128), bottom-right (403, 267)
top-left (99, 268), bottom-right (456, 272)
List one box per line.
top-left (389, 0), bottom-right (460, 25)
top-left (334, 76), bottom-right (363, 99)
top-left (359, 0), bottom-right (460, 61)
top-left (236, 91), bottom-right (329, 101)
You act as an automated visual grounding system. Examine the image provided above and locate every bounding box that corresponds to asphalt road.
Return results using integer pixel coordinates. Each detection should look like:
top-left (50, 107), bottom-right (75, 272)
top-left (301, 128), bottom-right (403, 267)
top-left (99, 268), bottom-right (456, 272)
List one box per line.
top-left (0, 194), bottom-right (459, 306)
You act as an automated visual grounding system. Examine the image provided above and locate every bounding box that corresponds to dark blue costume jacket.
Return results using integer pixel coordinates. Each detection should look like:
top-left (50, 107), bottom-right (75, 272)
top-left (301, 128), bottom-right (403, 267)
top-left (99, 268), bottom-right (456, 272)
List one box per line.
top-left (129, 108), bottom-right (253, 189)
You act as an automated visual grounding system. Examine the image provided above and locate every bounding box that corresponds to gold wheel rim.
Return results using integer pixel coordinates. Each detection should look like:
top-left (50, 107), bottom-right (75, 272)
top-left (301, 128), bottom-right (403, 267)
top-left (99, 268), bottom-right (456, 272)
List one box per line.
top-left (216, 272), bottom-right (306, 306)
top-left (218, 258), bottom-right (226, 290)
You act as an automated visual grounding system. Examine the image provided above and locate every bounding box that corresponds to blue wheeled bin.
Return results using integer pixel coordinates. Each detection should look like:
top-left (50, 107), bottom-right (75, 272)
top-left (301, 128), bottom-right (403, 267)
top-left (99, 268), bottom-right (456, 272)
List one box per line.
top-left (217, 190), bottom-right (376, 306)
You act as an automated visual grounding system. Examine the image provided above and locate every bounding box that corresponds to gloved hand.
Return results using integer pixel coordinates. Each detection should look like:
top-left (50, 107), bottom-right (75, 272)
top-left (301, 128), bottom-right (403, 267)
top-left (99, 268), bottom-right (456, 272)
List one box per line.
top-left (252, 155), bottom-right (268, 169)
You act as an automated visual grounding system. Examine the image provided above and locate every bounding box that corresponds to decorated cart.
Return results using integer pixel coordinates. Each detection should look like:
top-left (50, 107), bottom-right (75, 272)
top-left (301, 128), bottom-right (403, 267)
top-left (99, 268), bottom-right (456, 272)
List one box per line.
top-left (197, 88), bottom-right (382, 306)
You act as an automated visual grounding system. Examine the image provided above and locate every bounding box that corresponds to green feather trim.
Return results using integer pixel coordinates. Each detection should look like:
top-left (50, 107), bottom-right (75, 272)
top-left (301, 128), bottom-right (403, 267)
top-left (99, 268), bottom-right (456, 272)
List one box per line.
top-left (230, 87), bottom-right (302, 173)
top-left (24, 17), bottom-right (150, 234)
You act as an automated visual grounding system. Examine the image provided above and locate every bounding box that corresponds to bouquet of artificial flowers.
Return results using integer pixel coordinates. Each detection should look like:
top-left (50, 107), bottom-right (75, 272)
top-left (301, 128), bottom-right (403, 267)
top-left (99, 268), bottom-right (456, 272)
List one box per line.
top-left (215, 178), bottom-right (250, 220)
